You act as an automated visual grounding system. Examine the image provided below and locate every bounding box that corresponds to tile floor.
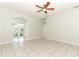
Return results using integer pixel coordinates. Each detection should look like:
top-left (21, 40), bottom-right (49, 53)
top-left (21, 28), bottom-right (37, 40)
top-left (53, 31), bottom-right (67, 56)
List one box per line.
top-left (0, 39), bottom-right (79, 57)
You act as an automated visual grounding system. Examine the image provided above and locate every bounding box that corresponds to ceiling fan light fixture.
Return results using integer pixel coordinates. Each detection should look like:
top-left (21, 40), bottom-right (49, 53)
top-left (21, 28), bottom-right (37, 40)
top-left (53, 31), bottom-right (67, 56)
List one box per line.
top-left (43, 9), bottom-right (47, 11)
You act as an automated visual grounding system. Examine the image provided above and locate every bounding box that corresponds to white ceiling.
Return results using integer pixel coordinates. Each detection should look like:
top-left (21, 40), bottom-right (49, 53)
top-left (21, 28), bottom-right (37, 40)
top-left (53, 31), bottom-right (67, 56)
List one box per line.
top-left (0, 0), bottom-right (79, 19)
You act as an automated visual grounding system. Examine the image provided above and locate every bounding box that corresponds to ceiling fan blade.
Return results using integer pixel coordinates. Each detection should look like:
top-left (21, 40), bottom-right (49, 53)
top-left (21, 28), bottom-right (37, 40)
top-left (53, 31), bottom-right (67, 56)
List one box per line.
top-left (37, 10), bottom-right (42, 12)
top-left (43, 4), bottom-right (46, 8)
top-left (44, 11), bottom-right (47, 14)
top-left (46, 8), bottom-right (55, 10)
top-left (36, 5), bottom-right (43, 8)
top-left (45, 2), bottom-right (50, 8)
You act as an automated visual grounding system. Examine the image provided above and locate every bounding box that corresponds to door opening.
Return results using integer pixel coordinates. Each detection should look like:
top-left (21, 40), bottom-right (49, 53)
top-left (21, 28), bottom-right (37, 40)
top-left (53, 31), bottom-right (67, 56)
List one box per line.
top-left (12, 23), bottom-right (25, 47)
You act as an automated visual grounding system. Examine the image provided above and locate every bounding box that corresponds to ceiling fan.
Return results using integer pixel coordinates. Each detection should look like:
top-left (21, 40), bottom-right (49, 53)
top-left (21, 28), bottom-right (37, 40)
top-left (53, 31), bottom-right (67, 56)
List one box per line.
top-left (35, 2), bottom-right (55, 14)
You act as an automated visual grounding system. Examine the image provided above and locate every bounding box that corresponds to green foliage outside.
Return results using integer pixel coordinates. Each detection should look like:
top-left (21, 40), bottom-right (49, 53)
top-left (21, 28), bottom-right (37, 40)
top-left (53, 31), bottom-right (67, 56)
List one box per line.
top-left (13, 29), bottom-right (24, 37)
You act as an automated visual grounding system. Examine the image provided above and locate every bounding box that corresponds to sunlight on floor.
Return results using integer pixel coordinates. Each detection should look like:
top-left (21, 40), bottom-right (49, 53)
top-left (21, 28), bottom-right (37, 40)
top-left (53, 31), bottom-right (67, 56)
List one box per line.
top-left (12, 37), bottom-right (24, 47)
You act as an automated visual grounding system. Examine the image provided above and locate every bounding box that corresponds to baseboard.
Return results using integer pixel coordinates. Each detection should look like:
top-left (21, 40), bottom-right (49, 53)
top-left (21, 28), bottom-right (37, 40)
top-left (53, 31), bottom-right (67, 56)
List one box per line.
top-left (0, 41), bottom-right (12, 45)
top-left (0, 35), bottom-right (43, 45)
top-left (27, 35), bottom-right (43, 40)
top-left (46, 37), bottom-right (79, 46)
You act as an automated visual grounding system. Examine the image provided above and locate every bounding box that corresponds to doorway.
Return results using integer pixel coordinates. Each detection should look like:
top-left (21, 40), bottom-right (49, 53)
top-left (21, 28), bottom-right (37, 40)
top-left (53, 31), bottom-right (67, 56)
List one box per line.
top-left (12, 23), bottom-right (25, 47)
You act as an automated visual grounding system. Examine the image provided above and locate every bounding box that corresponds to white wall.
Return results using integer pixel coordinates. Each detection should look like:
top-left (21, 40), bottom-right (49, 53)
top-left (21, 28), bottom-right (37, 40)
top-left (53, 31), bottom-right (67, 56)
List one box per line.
top-left (0, 7), bottom-right (42, 44)
top-left (28, 18), bottom-right (43, 40)
top-left (44, 8), bottom-right (79, 46)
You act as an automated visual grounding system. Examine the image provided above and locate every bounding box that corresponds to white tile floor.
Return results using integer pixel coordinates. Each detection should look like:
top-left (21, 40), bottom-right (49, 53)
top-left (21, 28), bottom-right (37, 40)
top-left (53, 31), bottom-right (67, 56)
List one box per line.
top-left (0, 39), bottom-right (79, 57)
